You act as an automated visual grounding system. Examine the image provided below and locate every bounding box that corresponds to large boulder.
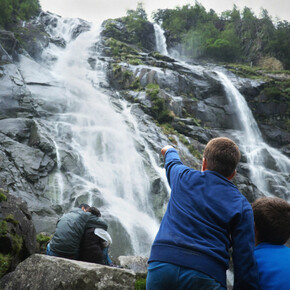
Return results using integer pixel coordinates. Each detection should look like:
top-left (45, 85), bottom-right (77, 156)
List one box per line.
top-left (116, 256), bottom-right (148, 278)
top-left (0, 254), bottom-right (137, 290)
top-left (0, 189), bottom-right (36, 278)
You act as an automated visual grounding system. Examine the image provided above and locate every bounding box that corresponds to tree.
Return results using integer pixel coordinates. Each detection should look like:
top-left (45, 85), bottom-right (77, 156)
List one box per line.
top-left (0, 0), bottom-right (13, 27)
top-left (127, 2), bottom-right (147, 21)
top-left (0, 0), bottom-right (40, 28)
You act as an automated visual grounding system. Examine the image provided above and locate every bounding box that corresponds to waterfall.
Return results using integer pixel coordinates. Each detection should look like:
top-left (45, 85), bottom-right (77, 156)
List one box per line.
top-left (216, 71), bottom-right (290, 199)
top-left (19, 16), bottom-right (166, 257)
top-left (153, 23), bottom-right (168, 55)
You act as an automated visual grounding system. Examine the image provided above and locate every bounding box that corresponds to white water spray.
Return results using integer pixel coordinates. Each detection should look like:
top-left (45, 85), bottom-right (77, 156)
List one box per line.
top-left (19, 16), bottom-right (165, 256)
top-left (153, 24), bottom-right (168, 55)
top-left (216, 71), bottom-right (290, 198)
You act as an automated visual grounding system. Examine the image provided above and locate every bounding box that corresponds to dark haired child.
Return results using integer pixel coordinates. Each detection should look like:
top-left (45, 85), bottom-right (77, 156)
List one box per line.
top-left (252, 197), bottom-right (290, 289)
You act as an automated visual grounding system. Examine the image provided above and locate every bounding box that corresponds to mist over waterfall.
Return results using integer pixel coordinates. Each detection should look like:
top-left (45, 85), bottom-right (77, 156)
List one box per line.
top-left (153, 24), bottom-right (168, 55)
top-left (216, 71), bottom-right (290, 199)
top-left (18, 16), bottom-right (167, 257)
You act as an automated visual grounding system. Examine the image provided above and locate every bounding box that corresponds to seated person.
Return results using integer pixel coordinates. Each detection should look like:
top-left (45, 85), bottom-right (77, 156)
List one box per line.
top-left (252, 197), bottom-right (290, 290)
top-left (47, 204), bottom-right (107, 259)
top-left (79, 207), bottom-right (113, 265)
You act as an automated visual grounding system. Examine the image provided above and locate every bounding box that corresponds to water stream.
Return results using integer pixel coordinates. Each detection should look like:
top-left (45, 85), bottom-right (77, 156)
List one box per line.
top-left (216, 71), bottom-right (290, 199)
top-left (153, 24), bottom-right (168, 55)
top-left (20, 16), bottom-right (165, 256)
top-left (153, 23), bottom-right (289, 199)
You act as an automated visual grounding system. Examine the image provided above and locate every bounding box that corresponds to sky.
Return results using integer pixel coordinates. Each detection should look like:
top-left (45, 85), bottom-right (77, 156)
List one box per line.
top-left (39, 0), bottom-right (290, 25)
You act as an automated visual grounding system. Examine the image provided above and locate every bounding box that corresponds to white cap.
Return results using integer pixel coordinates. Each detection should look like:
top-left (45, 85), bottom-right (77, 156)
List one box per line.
top-left (94, 228), bottom-right (112, 246)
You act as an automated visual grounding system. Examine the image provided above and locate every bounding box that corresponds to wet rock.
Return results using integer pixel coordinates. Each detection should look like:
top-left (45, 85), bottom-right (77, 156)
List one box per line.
top-left (0, 254), bottom-right (136, 290)
top-left (116, 256), bottom-right (148, 278)
top-left (0, 190), bottom-right (36, 278)
top-left (0, 30), bottom-right (20, 61)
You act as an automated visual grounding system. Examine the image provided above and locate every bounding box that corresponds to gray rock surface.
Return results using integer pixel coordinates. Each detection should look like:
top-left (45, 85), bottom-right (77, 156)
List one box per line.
top-left (0, 254), bottom-right (137, 290)
top-left (117, 255), bottom-right (148, 278)
top-left (0, 190), bottom-right (36, 276)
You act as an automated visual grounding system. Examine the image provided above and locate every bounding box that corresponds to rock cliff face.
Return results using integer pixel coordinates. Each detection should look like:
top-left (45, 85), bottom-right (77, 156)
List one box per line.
top-left (0, 189), bottom-right (36, 277)
top-left (0, 11), bottom-right (289, 265)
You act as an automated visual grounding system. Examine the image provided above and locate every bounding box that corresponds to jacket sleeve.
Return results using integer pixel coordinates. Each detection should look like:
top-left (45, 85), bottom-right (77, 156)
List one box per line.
top-left (231, 200), bottom-right (259, 290)
top-left (164, 148), bottom-right (189, 188)
top-left (85, 214), bottom-right (108, 231)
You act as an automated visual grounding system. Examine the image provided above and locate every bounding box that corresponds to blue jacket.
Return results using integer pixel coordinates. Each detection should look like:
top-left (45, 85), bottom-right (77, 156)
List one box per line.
top-left (254, 243), bottom-right (290, 290)
top-left (148, 148), bottom-right (258, 289)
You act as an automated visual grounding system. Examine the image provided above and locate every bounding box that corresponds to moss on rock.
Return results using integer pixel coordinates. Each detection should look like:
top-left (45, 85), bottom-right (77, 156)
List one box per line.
top-left (145, 83), bottom-right (174, 124)
top-left (135, 278), bottom-right (146, 290)
top-left (0, 190), bottom-right (7, 202)
top-left (0, 253), bottom-right (12, 278)
top-left (5, 214), bottom-right (19, 226)
top-left (0, 221), bottom-right (8, 236)
top-left (36, 233), bottom-right (51, 253)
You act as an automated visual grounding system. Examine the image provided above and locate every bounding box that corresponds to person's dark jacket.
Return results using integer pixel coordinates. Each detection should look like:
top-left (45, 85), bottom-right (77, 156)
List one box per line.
top-left (79, 228), bottom-right (107, 264)
top-left (50, 208), bottom-right (107, 257)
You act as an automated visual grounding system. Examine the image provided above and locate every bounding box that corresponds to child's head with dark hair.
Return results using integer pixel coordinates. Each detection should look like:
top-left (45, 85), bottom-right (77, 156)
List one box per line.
top-left (203, 137), bottom-right (241, 178)
top-left (252, 197), bottom-right (290, 245)
top-left (87, 206), bottom-right (101, 217)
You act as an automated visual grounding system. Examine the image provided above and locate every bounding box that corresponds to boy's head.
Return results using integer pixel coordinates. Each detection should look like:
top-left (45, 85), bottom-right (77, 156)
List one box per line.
top-left (252, 197), bottom-right (290, 245)
top-left (87, 206), bottom-right (101, 217)
top-left (203, 137), bottom-right (240, 178)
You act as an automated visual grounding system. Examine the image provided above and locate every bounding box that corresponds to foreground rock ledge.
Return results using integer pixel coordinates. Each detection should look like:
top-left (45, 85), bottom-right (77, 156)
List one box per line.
top-left (0, 254), bottom-right (137, 290)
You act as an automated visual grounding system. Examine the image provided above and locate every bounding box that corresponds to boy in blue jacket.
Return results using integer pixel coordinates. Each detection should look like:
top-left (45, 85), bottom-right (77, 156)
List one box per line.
top-left (147, 137), bottom-right (259, 290)
top-left (252, 197), bottom-right (290, 290)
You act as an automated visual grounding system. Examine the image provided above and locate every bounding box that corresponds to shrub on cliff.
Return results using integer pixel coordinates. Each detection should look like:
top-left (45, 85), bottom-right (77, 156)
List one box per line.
top-left (0, 0), bottom-right (41, 28)
top-left (102, 3), bottom-right (155, 52)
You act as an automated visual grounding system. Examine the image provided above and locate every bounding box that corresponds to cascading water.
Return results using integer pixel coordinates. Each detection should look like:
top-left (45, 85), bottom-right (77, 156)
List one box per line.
top-left (152, 22), bottom-right (289, 199)
top-left (153, 23), bottom-right (168, 55)
top-left (216, 71), bottom-right (290, 199)
top-left (19, 16), bottom-right (166, 257)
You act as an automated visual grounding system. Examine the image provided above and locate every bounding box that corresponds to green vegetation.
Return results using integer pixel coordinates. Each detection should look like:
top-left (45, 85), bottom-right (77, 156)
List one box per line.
top-left (36, 233), bottom-right (51, 252)
top-left (104, 3), bottom-right (150, 50)
top-left (262, 81), bottom-right (290, 103)
top-left (135, 278), bottom-right (146, 290)
top-left (5, 214), bottom-right (18, 226)
top-left (146, 84), bottom-right (174, 124)
top-left (0, 220), bottom-right (8, 235)
top-left (123, 3), bottom-right (149, 49)
top-left (0, 211), bottom-right (23, 278)
top-left (11, 233), bottom-right (23, 255)
top-left (130, 78), bottom-right (142, 91)
top-left (106, 38), bottom-right (139, 58)
top-left (36, 233), bottom-right (51, 243)
top-left (225, 64), bottom-right (264, 79)
top-left (105, 38), bottom-right (144, 66)
top-left (153, 3), bottom-right (290, 69)
top-left (0, 0), bottom-right (41, 28)
top-left (0, 190), bottom-right (7, 202)
top-left (0, 253), bottom-right (12, 278)
top-left (160, 123), bottom-right (203, 159)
